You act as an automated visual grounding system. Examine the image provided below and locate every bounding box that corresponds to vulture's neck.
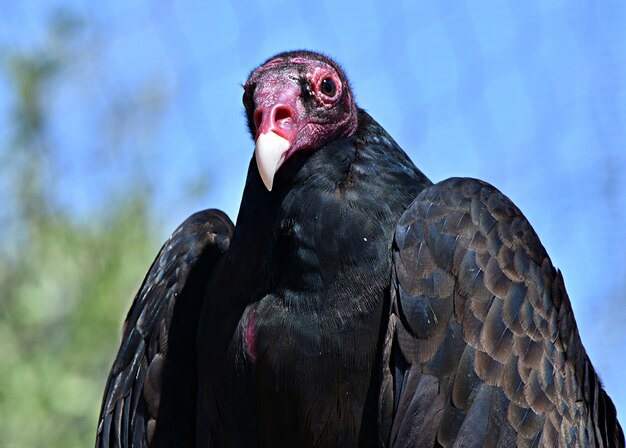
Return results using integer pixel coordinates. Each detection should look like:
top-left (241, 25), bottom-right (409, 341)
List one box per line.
top-left (199, 111), bottom-right (430, 445)
top-left (231, 110), bottom-right (430, 314)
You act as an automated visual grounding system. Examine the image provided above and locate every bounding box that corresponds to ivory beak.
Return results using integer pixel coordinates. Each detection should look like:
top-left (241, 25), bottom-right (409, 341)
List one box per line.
top-left (255, 131), bottom-right (291, 191)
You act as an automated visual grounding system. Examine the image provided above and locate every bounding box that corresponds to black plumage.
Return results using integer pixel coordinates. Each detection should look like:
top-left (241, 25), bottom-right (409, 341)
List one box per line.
top-left (96, 210), bottom-right (233, 447)
top-left (96, 51), bottom-right (623, 447)
top-left (381, 178), bottom-right (624, 447)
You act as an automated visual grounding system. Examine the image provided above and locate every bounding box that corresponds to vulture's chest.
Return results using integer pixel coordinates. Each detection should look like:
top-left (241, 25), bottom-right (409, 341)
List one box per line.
top-left (225, 204), bottom-right (393, 446)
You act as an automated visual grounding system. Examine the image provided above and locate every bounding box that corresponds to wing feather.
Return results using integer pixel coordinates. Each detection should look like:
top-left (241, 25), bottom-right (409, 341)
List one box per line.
top-left (95, 209), bottom-right (233, 447)
top-left (381, 177), bottom-right (624, 447)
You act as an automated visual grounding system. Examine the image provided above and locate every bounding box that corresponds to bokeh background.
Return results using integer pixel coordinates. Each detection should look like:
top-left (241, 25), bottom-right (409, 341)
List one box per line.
top-left (1, 1), bottom-right (624, 446)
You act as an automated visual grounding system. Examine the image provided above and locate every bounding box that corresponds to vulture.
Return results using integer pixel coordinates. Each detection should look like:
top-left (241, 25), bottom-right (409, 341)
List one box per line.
top-left (96, 50), bottom-right (624, 447)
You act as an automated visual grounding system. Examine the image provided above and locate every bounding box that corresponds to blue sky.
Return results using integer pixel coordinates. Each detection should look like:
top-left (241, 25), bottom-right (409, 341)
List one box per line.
top-left (2, 0), bottom-right (625, 428)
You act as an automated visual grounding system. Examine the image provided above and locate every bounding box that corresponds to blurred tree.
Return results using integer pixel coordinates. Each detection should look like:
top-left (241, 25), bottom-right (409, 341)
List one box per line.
top-left (0, 10), bottom-right (171, 447)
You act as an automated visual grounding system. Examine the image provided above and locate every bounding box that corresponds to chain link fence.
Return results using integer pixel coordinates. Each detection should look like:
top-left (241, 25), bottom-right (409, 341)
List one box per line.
top-left (1, 0), bottom-right (624, 445)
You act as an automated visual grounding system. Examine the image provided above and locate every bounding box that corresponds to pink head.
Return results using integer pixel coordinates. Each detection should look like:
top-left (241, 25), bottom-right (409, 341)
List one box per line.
top-left (243, 51), bottom-right (358, 190)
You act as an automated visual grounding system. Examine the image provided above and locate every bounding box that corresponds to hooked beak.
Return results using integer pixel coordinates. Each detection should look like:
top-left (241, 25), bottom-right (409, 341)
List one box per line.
top-left (255, 131), bottom-right (291, 191)
top-left (253, 99), bottom-right (299, 191)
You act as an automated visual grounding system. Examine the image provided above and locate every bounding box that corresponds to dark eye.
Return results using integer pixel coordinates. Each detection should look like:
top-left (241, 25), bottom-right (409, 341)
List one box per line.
top-left (242, 85), bottom-right (254, 107)
top-left (320, 78), bottom-right (336, 97)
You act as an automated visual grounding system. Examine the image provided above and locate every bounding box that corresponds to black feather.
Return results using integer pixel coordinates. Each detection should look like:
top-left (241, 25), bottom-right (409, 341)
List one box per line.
top-left (95, 210), bottom-right (233, 447)
top-left (384, 177), bottom-right (624, 446)
top-left (96, 51), bottom-right (623, 447)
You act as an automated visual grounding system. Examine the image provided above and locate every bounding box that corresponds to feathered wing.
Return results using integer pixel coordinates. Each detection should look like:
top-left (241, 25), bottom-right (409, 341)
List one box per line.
top-left (380, 177), bottom-right (624, 447)
top-left (95, 209), bottom-right (233, 448)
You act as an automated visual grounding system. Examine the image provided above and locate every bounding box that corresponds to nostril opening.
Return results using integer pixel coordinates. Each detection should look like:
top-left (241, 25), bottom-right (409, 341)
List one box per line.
top-left (254, 110), bottom-right (263, 129)
top-left (274, 107), bottom-right (292, 122)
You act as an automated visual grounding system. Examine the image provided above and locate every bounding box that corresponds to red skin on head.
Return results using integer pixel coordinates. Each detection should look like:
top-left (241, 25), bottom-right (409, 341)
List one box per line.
top-left (243, 52), bottom-right (358, 163)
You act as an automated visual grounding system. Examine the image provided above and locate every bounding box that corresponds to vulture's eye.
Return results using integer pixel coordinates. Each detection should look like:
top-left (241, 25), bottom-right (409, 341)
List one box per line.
top-left (320, 78), bottom-right (336, 97)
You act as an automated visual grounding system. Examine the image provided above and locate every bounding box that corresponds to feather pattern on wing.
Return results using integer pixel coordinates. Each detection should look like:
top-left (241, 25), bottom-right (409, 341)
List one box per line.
top-left (381, 177), bottom-right (624, 448)
top-left (95, 209), bottom-right (233, 448)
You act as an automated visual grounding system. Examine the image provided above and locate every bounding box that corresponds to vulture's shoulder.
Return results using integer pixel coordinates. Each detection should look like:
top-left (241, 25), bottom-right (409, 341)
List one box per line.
top-left (95, 209), bottom-right (233, 448)
top-left (380, 177), bottom-right (624, 447)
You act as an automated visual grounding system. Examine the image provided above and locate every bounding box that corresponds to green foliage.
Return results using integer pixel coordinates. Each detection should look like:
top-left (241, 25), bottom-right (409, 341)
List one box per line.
top-left (0, 10), bottom-right (173, 447)
top-left (0, 199), bottom-right (158, 447)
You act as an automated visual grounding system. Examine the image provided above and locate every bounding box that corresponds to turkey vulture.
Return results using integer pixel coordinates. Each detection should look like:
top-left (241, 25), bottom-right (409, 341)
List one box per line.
top-left (96, 50), bottom-right (624, 447)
